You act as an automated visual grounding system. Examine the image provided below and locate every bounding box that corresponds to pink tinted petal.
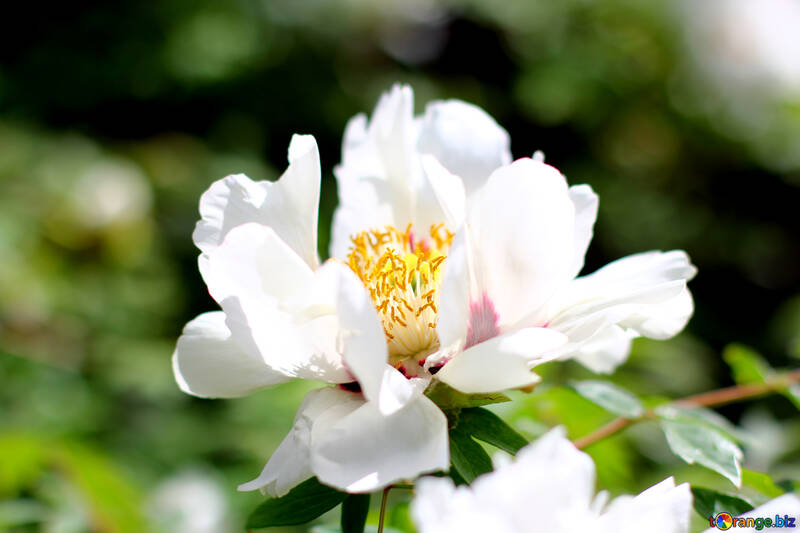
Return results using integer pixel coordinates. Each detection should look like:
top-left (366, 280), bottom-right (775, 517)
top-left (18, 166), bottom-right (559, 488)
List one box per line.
top-left (465, 292), bottom-right (501, 349)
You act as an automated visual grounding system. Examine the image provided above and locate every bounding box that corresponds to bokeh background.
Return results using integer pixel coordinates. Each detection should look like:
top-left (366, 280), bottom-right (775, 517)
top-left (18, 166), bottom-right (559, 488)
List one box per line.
top-left (1, 0), bottom-right (799, 531)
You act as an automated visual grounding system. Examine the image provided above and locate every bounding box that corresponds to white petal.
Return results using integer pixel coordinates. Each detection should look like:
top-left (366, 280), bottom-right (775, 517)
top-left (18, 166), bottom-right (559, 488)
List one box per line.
top-left (172, 312), bottom-right (289, 398)
top-left (192, 174), bottom-right (267, 253)
top-left (238, 387), bottom-right (363, 497)
top-left (435, 327), bottom-right (568, 393)
top-left (436, 228), bottom-right (472, 350)
top-left (370, 84), bottom-right (417, 189)
top-left (193, 135), bottom-right (321, 268)
top-left (622, 286), bottom-right (694, 340)
top-left (568, 184), bottom-right (599, 278)
top-left (421, 155), bottom-right (467, 229)
top-left (702, 494), bottom-right (800, 533)
top-left (202, 223), bottom-right (313, 306)
top-left (311, 394), bottom-right (448, 493)
top-left (599, 478), bottom-right (691, 533)
top-left (331, 113), bottom-right (387, 255)
top-left (417, 99), bottom-right (511, 195)
top-left (411, 477), bottom-right (457, 532)
top-left (545, 251), bottom-right (696, 371)
top-left (468, 428), bottom-right (596, 532)
top-left (413, 430), bottom-right (593, 532)
top-left (412, 477), bottom-right (511, 533)
top-left (322, 261), bottom-right (422, 414)
top-left (330, 87), bottom-right (419, 259)
top-left (333, 260), bottom-right (388, 393)
top-left (203, 225), bottom-right (347, 382)
top-left (463, 158), bottom-right (576, 330)
top-left (572, 325), bottom-right (635, 374)
top-left (329, 191), bottom-right (393, 260)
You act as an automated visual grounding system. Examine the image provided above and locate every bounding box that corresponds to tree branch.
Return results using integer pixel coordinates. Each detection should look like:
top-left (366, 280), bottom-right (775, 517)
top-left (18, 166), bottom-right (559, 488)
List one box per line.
top-left (574, 368), bottom-right (800, 449)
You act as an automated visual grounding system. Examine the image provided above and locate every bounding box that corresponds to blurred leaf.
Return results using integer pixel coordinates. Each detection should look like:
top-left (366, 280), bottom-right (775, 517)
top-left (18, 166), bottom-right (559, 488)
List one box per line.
top-left (742, 469), bottom-right (785, 499)
top-left (511, 386), bottom-right (635, 490)
top-left (246, 477), bottom-right (347, 529)
top-left (691, 487), bottom-right (753, 518)
top-left (426, 381), bottom-right (510, 410)
top-left (55, 442), bottom-right (150, 533)
top-left (341, 493), bottom-right (370, 533)
top-left (388, 501), bottom-right (416, 533)
top-left (456, 408), bottom-right (528, 455)
top-left (570, 380), bottom-right (644, 418)
top-left (723, 344), bottom-right (771, 384)
top-left (0, 433), bottom-right (46, 495)
top-left (449, 426), bottom-right (493, 484)
top-left (0, 499), bottom-right (47, 529)
top-left (661, 419), bottom-right (743, 487)
top-left (776, 480), bottom-right (800, 493)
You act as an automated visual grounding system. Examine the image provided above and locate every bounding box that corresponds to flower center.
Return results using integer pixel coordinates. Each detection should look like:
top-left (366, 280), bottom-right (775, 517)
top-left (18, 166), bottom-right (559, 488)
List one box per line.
top-left (346, 223), bottom-right (453, 370)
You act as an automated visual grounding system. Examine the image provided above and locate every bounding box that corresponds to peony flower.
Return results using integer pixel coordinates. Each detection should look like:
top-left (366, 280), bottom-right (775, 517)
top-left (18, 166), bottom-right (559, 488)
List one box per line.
top-left (411, 427), bottom-right (692, 533)
top-left (173, 84), bottom-right (696, 498)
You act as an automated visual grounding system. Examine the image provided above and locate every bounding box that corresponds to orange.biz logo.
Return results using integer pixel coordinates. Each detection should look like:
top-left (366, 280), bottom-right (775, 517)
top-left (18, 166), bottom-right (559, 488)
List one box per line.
top-left (710, 512), bottom-right (796, 530)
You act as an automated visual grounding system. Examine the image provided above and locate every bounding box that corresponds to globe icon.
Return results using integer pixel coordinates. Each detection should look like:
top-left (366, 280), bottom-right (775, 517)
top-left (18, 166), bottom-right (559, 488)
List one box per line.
top-left (715, 513), bottom-right (734, 530)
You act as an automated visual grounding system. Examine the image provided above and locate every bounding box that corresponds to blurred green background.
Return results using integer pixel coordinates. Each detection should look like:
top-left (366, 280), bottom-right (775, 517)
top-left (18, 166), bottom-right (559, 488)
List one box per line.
top-left (1, 0), bottom-right (799, 531)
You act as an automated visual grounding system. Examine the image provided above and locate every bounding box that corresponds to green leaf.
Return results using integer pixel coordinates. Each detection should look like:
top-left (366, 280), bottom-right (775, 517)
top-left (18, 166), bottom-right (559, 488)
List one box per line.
top-left (656, 405), bottom-right (745, 443)
top-left (569, 380), bottom-right (644, 418)
top-left (723, 344), bottom-right (771, 384)
top-left (341, 493), bottom-right (370, 533)
top-left (691, 487), bottom-right (753, 518)
top-left (246, 477), bottom-right (347, 529)
top-left (456, 408), bottom-right (528, 455)
top-left (426, 381), bottom-right (510, 410)
top-left (661, 419), bottom-right (743, 487)
top-left (742, 469), bottom-right (785, 499)
top-left (448, 427), bottom-right (492, 484)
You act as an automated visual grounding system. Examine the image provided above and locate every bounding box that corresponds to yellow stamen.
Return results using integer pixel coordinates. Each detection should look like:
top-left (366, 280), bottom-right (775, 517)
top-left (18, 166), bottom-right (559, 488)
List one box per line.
top-left (345, 223), bottom-right (453, 363)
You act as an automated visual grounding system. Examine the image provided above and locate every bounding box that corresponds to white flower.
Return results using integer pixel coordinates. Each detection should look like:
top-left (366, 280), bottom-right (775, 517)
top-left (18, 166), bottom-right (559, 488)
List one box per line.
top-left (149, 471), bottom-right (231, 533)
top-left (411, 427), bottom-right (692, 533)
top-left (173, 84), bottom-right (696, 498)
top-left (330, 84), bottom-right (696, 394)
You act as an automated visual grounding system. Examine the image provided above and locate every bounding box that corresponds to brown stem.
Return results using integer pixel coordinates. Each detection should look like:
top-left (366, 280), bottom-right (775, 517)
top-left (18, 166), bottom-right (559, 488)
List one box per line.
top-left (377, 486), bottom-right (391, 533)
top-left (574, 368), bottom-right (800, 449)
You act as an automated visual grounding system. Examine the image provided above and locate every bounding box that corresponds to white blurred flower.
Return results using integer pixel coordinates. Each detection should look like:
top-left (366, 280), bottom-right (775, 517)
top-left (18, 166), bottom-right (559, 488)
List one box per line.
top-left (679, 0), bottom-right (800, 171)
top-left (411, 427), bottom-right (692, 533)
top-left (149, 471), bottom-right (230, 533)
top-left (73, 159), bottom-right (152, 228)
top-left (685, 0), bottom-right (800, 97)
